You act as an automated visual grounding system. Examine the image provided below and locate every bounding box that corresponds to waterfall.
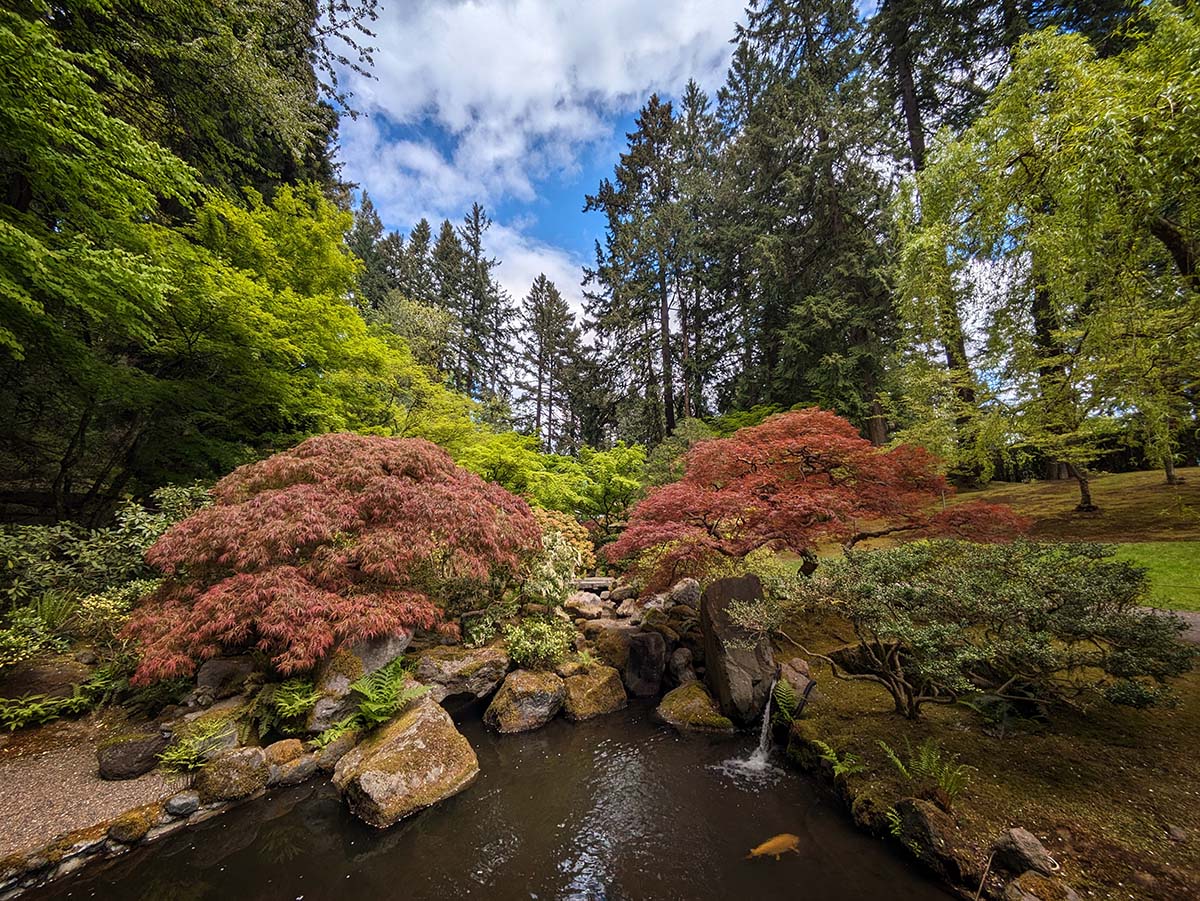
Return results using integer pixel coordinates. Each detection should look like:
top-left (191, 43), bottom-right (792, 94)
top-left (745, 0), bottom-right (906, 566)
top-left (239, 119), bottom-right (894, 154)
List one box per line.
top-left (748, 678), bottom-right (777, 766)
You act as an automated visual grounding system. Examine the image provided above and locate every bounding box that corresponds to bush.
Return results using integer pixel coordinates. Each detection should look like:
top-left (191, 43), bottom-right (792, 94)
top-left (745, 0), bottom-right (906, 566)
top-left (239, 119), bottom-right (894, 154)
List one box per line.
top-left (0, 664), bottom-right (127, 731)
top-left (793, 540), bottom-right (1196, 718)
top-left (532, 508), bottom-right (596, 573)
top-left (503, 617), bottom-right (575, 670)
top-left (75, 579), bottom-right (160, 652)
top-left (0, 607), bottom-right (62, 670)
top-left (523, 529), bottom-right (582, 608)
top-left (124, 434), bottom-right (541, 684)
top-left (159, 716), bottom-right (238, 773)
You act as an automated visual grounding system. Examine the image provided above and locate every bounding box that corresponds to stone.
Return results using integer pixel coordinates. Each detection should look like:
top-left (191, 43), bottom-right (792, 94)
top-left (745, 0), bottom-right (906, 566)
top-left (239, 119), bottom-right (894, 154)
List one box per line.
top-left (73, 650), bottom-right (98, 666)
top-left (608, 585), bottom-right (639, 604)
top-left (624, 631), bottom-right (666, 697)
top-left (264, 738), bottom-right (304, 766)
top-left (564, 591), bottom-right (606, 619)
top-left (779, 658), bottom-right (816, 712)
top-left (97, 732), bottom-right (168, 781)
top-left (307, 631), bottom-right (413, 732)
top-left (562, 666), bottom-right (627, 721)
top-left (991, 827), bottom-right (1059, 876)
top-left (895, 798), bottom-right (975, 885)
top-left (1004, 872), bottom-right (1081, 901)
top-left (483, 670), bottom-right (565, 733)
top-left (270, 753), bottom-right (319, 788)
top-left (668, 604), bottom-right (697, 621)
top-left (1167, 824), bottom-right (1188, 842)
top-left (668, 578), bottom-right (702, 608)
top-left (615, 597), bottom-right (644, 621)
top-left (315, 730), bottom-right (361, 773)
top-left (194, 747), bottom-right (269, 802)
top-left (654, 682), bottom-right (734, 734)
top-left (333, 695), bottom-right (479, 828)
top-left (700, 576), bottom-right (775, 727)
top-left (106, 803), bottom-right (163, 844)
top-left (668, 647), bottom-right (698, 685)
top-left (195, 656), bottom-right (254, 700)
top-left (413, 644), bottom-right (510, 705)
top-left (164, 792), bottom-right (200, 818)
top-left (593, 622), bottom-right (639, 670)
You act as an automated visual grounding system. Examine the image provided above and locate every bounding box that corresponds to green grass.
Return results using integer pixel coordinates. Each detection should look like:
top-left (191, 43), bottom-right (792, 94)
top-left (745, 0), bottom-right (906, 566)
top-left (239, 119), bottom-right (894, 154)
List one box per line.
top-left (1113, 541), bottom-right (1200, 611)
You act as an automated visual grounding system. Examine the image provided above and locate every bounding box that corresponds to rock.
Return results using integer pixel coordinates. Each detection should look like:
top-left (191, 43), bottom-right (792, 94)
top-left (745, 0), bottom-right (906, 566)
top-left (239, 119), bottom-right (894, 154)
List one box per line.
top-left (97, 732), bottom-right (168, 781)
top-left (779, 658), bottom-right (816, 711)
top-left (106, 803), bottom-right (163, 844)
top-left (522, 603), bottom-right (550, 617)
top-left (991, 827), bottom-right (1059, 876)
top-left (593, 622), bottom-right (639, 670)
top-left (264, 738), bottom-right (304, 766)
top-left (332, 695), bottom-right (479, 828)
top-left (73, 650), bottom-right (98, 666)
top-left (668, 578), bottom-right (701, 609)
top-left (1004, 872), bottom-right (1081, 901)
top-left (564, 591), bottom-right (607, 619)
top-left (895, 798), bottom-right (975, 884)
top-left (654, 682), bottom-right (734, 734)
top-left (1167, 824), bottom-right (1188, 842)
top-left (668, 604), bottom-right (697, 621)
top-left (413, 644), bottom-right (510, 705)
top-left (194, 747), bottom-right (269, 802)
top-left (483, 670), bottom-right (565, 733)
top-left (315, 730), bottom-right (360, 773)
top-left (307, 631), bottom-right (413, 732)
top-left (700, 576), bottom-right (775, 727)
top-left (562, 666), bottom-right (627, 721)
top-left (195, 656), bottom-right (254, 700)
top-left (624, 632), bottom-right (666, 697)
top-left (615, 597), bottom-right (644, 621)
top-left (609, 585), bottom-right (639, 604)
top-left (271, 753), bottom-right (319, 788)
top-left (668, 647), bottom-right (698, 685)
top-left (164, 792), bottom-right (200, 818)
top-left (555, 658), bottom-right (588, 678)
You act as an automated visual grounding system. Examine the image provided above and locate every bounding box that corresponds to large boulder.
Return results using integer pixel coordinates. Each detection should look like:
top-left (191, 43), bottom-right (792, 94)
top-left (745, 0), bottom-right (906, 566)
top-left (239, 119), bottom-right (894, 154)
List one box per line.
top-left (97, 732), bottom-right (168, 781)
top-left (194, 747), bottom-right (270, 802)
top-left (483, 670), bottom-right (565, 733)
top-left (624, 632), bottom-right (666, 697)
top-left (608, 585), bottom-right (639, 604)
top-left (894, 798), bottom-right (977, 885)
top-left (562, 666), bottom-right (627, 721)
top-left (413, 645), bottom-right (510, 705)
top-left (332, 695), bottom-right (479, 829)
top-left (195, 656), bottom-right (255, 701)
top-left (564, 591), bottom-right (611, 620)
top-left (991, 828), bottom-right (1059, 876)
top-left (654, 682), bottom-right (734, 734)
top-left (593, 622), bottom-right (639, 670)
top-left (668, 578), bottom-right (702, 609)
top-left (307, 631), bottom-right (413, 732)
top-left (701, 576), bottom-right (775, 726)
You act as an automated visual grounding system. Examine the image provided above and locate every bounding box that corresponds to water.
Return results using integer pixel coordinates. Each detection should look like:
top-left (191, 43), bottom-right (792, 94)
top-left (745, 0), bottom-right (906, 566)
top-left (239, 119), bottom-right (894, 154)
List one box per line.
top-left (35, 702), bottom-right (949, 901)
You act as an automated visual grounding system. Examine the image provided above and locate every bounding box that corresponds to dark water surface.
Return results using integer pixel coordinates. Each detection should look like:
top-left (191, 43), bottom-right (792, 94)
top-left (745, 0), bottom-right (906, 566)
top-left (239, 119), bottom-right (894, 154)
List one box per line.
top-left (36, 703), bottom-right (948, 901)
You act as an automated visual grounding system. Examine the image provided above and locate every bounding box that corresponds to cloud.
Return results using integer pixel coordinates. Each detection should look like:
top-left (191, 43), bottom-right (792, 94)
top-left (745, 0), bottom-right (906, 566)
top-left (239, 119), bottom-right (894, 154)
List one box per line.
top-left (334, 0), bottom-right (744, 310)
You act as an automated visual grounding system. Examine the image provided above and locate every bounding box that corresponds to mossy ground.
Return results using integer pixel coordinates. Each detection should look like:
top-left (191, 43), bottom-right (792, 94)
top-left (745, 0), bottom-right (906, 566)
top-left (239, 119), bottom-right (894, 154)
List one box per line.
top-left (780, 612), bottom-right (1200, 900)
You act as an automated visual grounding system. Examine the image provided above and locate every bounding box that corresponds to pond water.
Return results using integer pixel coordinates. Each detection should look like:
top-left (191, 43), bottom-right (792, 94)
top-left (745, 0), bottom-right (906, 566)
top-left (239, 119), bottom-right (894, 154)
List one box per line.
top-left (36, 702), bottom-right (948, 901)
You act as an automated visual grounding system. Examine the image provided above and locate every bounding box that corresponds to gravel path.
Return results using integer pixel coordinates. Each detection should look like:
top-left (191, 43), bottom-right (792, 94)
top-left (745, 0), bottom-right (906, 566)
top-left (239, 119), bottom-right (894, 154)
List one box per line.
top-left (1168, 608), bottom-right (1200, 644)
top-left (0, 715), bottom-right (181, 860)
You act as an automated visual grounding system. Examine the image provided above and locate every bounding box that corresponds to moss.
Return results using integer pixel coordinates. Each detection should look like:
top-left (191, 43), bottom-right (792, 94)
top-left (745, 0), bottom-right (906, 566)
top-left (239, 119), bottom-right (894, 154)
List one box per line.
top-left (324, 647), bottom-right (365, 683)
top-left (562, 666), bottom-right (626, 722)
top-left (106, 802), bottom-right (163, 844)
top-left (655, 682), bottom-right (734, 734)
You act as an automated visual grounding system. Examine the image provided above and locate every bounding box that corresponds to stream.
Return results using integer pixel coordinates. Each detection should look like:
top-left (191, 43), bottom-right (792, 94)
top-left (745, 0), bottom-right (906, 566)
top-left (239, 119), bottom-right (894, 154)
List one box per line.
top-left (34, 702), bottom-right (949, 901)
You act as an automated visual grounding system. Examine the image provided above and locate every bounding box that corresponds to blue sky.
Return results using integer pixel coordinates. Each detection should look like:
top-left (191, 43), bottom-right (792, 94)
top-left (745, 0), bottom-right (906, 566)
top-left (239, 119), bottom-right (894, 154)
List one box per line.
top-left (335, 0), bottom-right (747, 314)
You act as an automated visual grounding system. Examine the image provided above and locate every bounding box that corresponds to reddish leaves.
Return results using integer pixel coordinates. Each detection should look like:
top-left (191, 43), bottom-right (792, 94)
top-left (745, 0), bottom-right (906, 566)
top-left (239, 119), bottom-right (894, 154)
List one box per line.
top-left (606, 409), bottom-right (1027, 590)
top-left (126, 434), bottom-right (541, 683)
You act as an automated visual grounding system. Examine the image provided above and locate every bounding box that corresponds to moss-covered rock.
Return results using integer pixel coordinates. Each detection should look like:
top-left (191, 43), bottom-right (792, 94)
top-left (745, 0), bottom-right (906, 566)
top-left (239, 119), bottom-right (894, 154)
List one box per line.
top-left (593, 623), bottom-right (638, 670)
top-left (194, 747), bottom-right (269, 802)
top-left (96, 732), bottom-right (168, 781)
top-left (332, 695), bottom-right (479, 828)
top-left (483, 670), bottom-right (565, 733)
top-left (413, 644), bottom-right (510, 704)
top-left (654, 682), bottom-right (735, 735)
top-left (562, 666), bottom-right (627, 722)
top-left (264, 738), bottom-right (304, 766)
top-left (106, 802), bottom-right (164, 844)
top-left (307, 632), bottom-right (412, 732)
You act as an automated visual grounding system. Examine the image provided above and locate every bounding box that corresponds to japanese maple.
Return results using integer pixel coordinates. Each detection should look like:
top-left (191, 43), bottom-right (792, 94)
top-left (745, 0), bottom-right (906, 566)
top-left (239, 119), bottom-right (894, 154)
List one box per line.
top-left (126, 433), bottom-right (541, 683)
top-left (606, 409), bottom-right (1027, 589)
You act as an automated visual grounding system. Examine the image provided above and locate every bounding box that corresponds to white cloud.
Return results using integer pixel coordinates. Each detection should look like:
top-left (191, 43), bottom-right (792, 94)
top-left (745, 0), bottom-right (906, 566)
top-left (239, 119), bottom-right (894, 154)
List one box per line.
top-left (334, 0), bottom-right (744, 310)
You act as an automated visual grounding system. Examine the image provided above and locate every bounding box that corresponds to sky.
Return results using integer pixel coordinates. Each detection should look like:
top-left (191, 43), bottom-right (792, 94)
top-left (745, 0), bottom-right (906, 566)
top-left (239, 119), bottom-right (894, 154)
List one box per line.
top-left (335, 0), bottom-right (748, 315)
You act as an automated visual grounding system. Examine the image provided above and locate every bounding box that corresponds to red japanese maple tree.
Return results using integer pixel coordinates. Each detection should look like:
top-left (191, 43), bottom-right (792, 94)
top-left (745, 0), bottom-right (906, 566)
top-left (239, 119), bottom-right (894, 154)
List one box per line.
top-left (606, 409), bottom-right (1027, 590)
top-left (126, 433), bottom-right (541, 684)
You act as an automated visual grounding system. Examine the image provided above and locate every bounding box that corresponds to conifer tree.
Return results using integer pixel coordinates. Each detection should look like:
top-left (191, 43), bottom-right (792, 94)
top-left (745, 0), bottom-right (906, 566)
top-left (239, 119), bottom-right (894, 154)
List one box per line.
top-left (516, 275), bottom-right (577, 450)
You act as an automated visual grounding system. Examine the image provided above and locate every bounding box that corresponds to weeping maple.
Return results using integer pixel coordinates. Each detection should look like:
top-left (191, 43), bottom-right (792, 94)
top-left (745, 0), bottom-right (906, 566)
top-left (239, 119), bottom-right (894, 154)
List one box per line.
top-left (126, 433), bottom-right (541, 683)
top-left (607, 409), bottom-right (1027, 589)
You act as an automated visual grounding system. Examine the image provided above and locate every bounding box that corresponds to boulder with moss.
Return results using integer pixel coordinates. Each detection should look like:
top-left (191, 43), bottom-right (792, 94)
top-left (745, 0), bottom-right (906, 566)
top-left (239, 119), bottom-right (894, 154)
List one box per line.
top-left (483, 670), bottom-right (565, 733)
top-left (332, 695), bottom-right (479, 828)
top-left (562, 666), bottom-right (627, 721)
top-left (306, 632), bottom-right (413, 732)
top-left (413, 644), bottom-right (510, 705)
top-left (592, 622), bottom-right (639, 670)
top-left (97, 732), bottom-right (169, 781)
top-left (106, 802), bottom-right (164, 844)
top-left (654, 682), bottom-right (735, 734)
top-left (194, 747), bottom-right (270, 802)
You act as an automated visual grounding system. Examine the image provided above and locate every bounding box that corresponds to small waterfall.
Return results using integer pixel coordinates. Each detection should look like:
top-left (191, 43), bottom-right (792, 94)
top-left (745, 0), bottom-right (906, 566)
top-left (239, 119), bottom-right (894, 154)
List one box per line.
top-left (747, 678), bottom-right (777, 766)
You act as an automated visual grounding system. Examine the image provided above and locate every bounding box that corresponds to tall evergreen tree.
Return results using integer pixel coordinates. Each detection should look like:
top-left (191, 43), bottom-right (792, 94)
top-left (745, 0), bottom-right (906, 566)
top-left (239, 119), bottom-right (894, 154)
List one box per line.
top-left (516, 275), bottom-right (577, 449)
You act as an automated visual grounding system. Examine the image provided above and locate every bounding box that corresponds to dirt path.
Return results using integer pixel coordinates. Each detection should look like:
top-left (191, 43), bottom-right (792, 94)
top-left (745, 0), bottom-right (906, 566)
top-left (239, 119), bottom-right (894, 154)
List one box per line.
top-left (0, 712), bottom-right (182, 860)
top-left (1166, 608), bottom-right (1200, 644)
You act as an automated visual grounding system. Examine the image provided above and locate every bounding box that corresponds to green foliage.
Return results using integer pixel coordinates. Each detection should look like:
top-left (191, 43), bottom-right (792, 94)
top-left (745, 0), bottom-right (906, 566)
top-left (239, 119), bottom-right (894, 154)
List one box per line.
top-left (311, 714), bottom-right (360, 751)
top-left (503, 617), bottom-right (575, 670)
top-left (798, 540), bottom-right (1197, 718)
top-left (159, 716), bottom-right (237, 773)
top-left (350, 658), bottom-right (429, 730)
top-left (0, 607), bottom-right (63, 670)
top-left (772, 678), bottom-right (799, 728)
top-left (0, 664), bottom-right (126, 731)
top-left (575, 443), bottom-right (645, 545)
top-left (878, 738), bottom-right (974, 804)
top-left (523, 530), bottom-right (582, 608)
top-left (250, 678), bottom-right (321, 739)
top-left (811, 739), bottom-right (866, 778)
top-left (641, 418), bottom-right (715, 487)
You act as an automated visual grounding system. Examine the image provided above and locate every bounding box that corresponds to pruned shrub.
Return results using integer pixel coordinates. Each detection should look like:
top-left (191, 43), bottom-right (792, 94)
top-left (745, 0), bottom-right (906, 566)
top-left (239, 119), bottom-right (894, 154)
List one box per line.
top-left (793, 540), bottom-right (1196, 718)
top-left (503, 617), bottom-right (574, 670)
top-left (532, 507), bottom-right (596, 573)
top-left (523, 529), bottom-right (582, 608)
top-left (125, 434), bottom-right (541, 684)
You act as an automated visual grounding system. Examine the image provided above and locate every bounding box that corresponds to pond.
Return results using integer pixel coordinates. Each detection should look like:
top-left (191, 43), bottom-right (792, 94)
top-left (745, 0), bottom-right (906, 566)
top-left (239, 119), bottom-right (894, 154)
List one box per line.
top-left (35, 702), bottom-right (949, 901)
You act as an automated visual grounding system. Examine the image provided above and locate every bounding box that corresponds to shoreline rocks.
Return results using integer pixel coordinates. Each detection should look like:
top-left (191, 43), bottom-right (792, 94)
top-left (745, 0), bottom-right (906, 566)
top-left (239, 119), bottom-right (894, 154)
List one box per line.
top-left (562, 666), bottom-right (627, 721)
top-left (654, 682), bottom-right (735, 734)
top-left (700, 576), bottom-right (775, 727)
top-left (484, 670), bottom-right (565, 733)
top-left (307, 632), bottom-right (413, 732)
top-left (413, 645), bottom-right (510, 705)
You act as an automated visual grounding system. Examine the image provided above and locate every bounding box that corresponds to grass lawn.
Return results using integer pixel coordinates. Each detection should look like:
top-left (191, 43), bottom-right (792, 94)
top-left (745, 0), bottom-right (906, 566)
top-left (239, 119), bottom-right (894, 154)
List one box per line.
top-left (1113, 542), bottom-right (1200, 611)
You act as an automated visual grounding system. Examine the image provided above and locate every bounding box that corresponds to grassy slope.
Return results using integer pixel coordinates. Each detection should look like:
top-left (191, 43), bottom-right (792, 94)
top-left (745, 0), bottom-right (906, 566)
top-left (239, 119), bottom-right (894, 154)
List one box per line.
top-left (783, 468), bottom-right (1200, 900)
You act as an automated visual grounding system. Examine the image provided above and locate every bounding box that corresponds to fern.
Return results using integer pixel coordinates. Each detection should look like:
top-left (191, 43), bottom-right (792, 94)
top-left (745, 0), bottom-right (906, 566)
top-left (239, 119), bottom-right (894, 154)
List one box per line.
top-left (885, 806), bottom-right (903, 838)
top-left (311, 714), bottom-right (360, 750)
top-left (159, 717), bottom-right (235, 773)
top-left (877, 739), bottom-right (911, 781)
top-left (877, 737), bottom-right (974, 804)
top-left (811, 738), bottom-right (865, 778)
top-left (772, 678), bottom-right (798, 726)
top-left (273, 678), bottom-right (321, 719)
top-left (351, 658), bottom-right (428, 728)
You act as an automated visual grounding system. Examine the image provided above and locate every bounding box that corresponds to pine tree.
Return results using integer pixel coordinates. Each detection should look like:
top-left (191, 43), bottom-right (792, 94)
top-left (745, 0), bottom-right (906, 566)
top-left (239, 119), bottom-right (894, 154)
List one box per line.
top-left (516, 275), bottom-right (577, 450)
top-left (347, 193), bottom-right (393, 310)
top-left (399, 218), bottom-right (437, 306)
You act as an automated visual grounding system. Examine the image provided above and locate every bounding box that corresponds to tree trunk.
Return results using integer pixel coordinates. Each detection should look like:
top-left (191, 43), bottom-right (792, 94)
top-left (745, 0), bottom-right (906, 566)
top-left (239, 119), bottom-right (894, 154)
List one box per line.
top-left (866, 398), bottom-right (889, 447)
top-left (1164, 453), bottom-right (1179, 485)
top-left (658, 269), bottom-right (676, 436)
top-left (1066, 463), bottom-right (1099, 513)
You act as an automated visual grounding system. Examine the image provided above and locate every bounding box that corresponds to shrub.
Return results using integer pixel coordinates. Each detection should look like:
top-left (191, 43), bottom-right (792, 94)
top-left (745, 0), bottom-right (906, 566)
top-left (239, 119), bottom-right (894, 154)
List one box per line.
top-left (792, 540), bottom-right (1196, 718)
top-left (0, 607), bottom-right (62, 671)
top-left (606, 409), bottom-right (1026, 590)
top-left (532, 508), bottom-right (596, 573)
top-left (124, 434), bottom-right (541, 684)
top-left (0, 664), bottom-right (126, 731)
top-left (503, 617), bottom-right (574, 670)
top-left (75, 579), bottom-right (160, 652)
top-left (159, 716), bottom-right (238, 773)
top-left (523, 529), bottom-right (582, 608)
top-left (878, 739), bottom-right (973, 805)
top-left (250, 678), bottom-right (321, 739)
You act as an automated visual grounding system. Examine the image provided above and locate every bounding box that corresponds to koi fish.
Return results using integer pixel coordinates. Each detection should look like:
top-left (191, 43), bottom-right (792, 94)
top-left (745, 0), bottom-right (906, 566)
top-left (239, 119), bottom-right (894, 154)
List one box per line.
top-left (746, 833), bottom-right (802, 860)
